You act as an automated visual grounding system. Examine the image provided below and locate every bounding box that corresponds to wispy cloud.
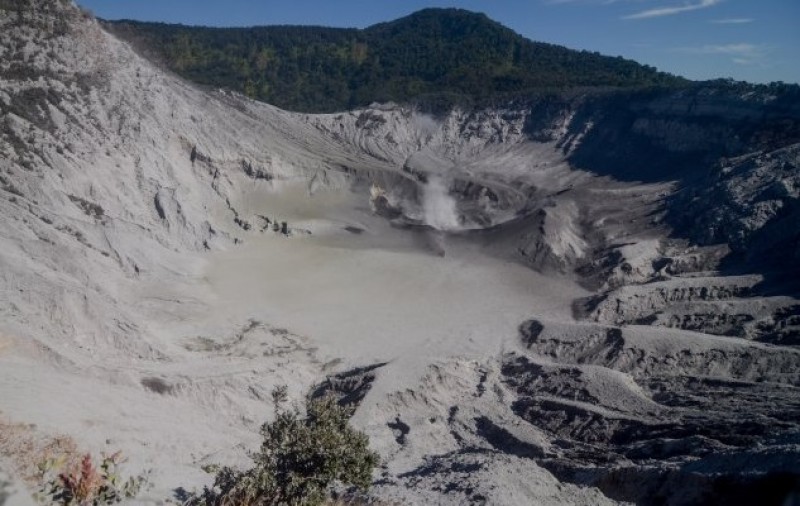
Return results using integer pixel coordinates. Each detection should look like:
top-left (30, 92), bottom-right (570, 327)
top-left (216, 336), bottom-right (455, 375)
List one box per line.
top-left (545, 0), bottom-right (649, 5)
top-left (673, 43), bottom-right (769, 65)
top-left (544, 0), bottom-right (593, 5)
top-left (624, 0), bottom-right (723, 20)
top-left (711, 18), bottom-right (754, 24)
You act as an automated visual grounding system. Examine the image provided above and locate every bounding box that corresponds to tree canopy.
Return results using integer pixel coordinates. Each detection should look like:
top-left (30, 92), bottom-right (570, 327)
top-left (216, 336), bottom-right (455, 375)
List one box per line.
top-left (106, 8), bottom-right (687, 113)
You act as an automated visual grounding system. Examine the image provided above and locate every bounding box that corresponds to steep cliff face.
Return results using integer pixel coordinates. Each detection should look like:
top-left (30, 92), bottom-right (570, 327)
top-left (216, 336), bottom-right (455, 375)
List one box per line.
top-left (671, 145), bottom-right (800, 274)
top-left (537, 86), bottom-right (800, 182)
top-left (1, 2), bottom-right (799, 505)
top-left (517, 87), bottom-right (800, 290)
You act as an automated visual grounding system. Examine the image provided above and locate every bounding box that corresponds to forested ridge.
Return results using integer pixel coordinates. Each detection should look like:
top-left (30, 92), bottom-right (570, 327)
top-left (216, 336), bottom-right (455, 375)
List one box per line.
top-left (106, 8), bottom-right (688, 112)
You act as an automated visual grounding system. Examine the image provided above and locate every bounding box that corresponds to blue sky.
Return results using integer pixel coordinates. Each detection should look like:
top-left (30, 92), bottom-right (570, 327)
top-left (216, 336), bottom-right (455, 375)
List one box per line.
top-left (77, 0), bottom-right (799, 84)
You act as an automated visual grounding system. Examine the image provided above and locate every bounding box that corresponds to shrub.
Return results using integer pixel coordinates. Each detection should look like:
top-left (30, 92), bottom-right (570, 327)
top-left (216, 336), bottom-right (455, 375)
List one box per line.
top-left (189, 389), bottom-right (379, 506)
top-left (36, 452), bottom-right (147, 505)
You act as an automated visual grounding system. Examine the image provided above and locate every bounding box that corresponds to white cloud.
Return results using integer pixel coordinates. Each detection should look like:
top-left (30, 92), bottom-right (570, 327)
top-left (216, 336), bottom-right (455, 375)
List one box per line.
top-left (545, 0), bottom-right (649, 5)
top-left (673, 43), bottom-right (768, 65)
top-left (623, 0), bottom-right (723, 20)
top-left (544, 0), bottom-right (591, 4)
top-left (711, 18), bottom-right (754, 24)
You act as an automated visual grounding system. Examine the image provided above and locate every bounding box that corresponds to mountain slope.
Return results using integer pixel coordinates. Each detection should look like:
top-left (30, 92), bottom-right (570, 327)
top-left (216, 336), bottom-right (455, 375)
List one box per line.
top-left (105, 8), bottom-right (685, 113)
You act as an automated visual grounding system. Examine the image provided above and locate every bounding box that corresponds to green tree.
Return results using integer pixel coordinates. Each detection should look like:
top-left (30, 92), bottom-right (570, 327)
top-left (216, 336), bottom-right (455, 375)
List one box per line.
top-left (104, 8), bottom-right (689, 113)
top-left (189, 390), bottom-right (379, 506)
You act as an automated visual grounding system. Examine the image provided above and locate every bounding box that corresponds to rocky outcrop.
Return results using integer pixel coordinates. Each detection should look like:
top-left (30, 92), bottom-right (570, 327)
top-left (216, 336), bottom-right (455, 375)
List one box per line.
top-left (310, 363), bottom-right (386, 409)
top-left (501, 319), bottom-right (800, 505)
top-left (670, 144), bottom-right (800, 280)
top-left (582, 276), bottom-right (759, 324)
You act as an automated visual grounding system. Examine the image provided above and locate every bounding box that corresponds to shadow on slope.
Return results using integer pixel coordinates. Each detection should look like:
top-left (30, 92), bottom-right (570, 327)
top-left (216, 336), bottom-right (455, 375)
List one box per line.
top-left (543, 85), bottom-right (800, 293)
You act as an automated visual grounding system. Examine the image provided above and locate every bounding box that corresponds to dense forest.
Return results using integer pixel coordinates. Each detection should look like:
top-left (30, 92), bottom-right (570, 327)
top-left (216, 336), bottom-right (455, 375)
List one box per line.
top-left (106, 8), bottom-right (688, 113)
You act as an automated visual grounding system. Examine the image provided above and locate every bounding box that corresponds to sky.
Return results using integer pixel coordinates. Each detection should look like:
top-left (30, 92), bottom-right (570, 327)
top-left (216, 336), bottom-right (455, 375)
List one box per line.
top-left (76, 0), bottom-right (800, 84)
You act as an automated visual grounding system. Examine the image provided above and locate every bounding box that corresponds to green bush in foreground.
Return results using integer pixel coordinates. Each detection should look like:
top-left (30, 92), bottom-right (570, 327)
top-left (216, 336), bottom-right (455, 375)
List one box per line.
top-left (189, 390), bottom-right (379, 506)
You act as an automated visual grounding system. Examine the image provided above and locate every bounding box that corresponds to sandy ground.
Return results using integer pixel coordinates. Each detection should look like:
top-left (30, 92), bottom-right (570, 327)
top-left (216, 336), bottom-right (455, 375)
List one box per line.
top-left (0, 182), bottom-right (590, 503)
top-left (201, 184), bottom-right (588, 400)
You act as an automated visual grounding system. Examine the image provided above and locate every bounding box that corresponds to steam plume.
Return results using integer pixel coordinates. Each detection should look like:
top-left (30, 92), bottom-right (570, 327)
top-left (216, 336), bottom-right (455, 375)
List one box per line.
top-left (422, 177), bottom-right (460, 231)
